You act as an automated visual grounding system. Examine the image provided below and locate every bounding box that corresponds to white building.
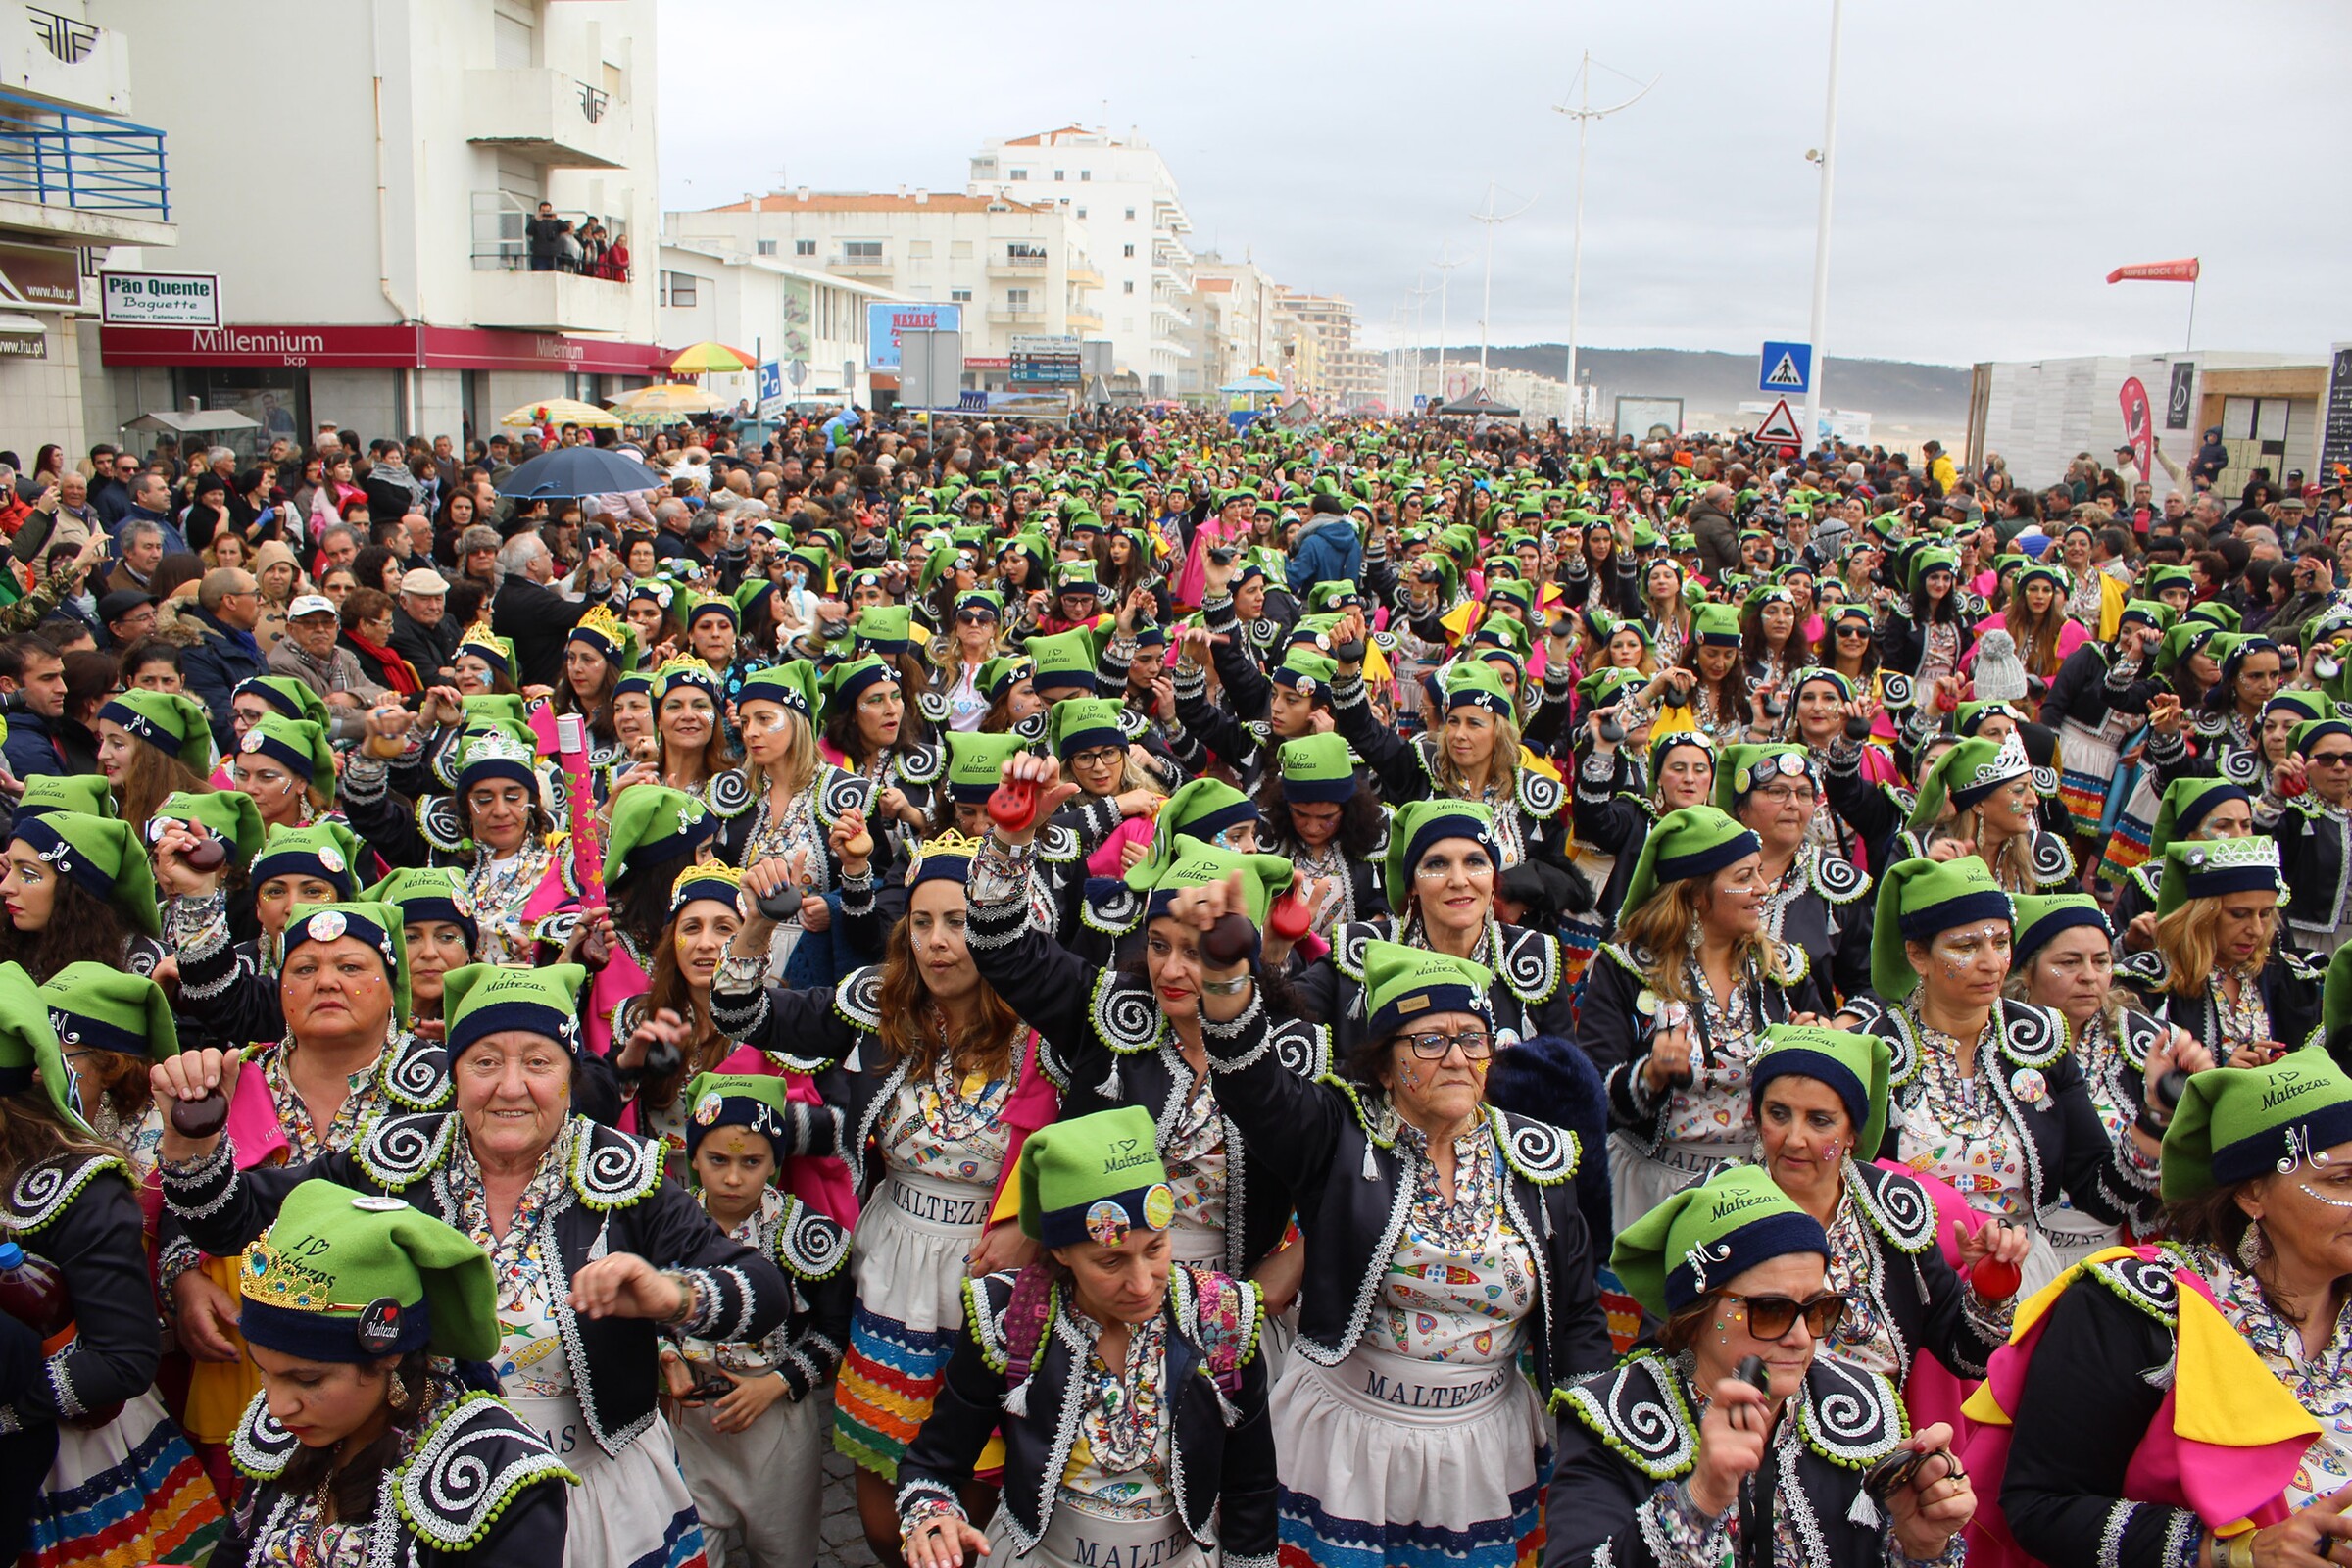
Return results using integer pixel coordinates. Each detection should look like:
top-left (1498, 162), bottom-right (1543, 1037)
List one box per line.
top-left (654, 240), bottom-right (891, 408)
top-left (663, 189), bottom-right (1099, 388)
top-left (1277, 290), bottom-right (1380, 408)
top-left (0, 2), bottom-right (176, 458)
top-left (967, 126), bottom-right (1195, 398)
top-left (86, 0), bottom-right (664, 448)
top-left (1187, 252), bottom-right (1283, 399)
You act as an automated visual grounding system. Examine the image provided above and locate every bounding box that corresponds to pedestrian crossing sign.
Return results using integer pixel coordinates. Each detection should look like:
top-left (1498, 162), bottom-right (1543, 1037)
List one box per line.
top-left (1753, 398), bottom-right (1804, 447)
top-left (1759, 341), bottom-right (1812, 394)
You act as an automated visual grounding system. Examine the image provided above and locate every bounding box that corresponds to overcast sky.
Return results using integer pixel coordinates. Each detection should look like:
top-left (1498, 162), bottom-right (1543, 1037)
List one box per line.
top-left (656, 0), bottom-right (2349, 368)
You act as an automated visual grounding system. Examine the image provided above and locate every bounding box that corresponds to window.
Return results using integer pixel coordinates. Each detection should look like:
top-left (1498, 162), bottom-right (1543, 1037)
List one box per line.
top-left (843, 240), bottom-right (881, 260)
top-left (951, 288), bottom-right (972, 302)
top-left (1123, 280), bottom-right (1135, 294)
top-left (1125, 207), bottom-right (1136, 220)
top-left (1006, 288), bottom-right (1031, 309)
top-left (1076, 207), bottom-right (1087, 220)
top-left (1054, 170), bottom-right (1065, 181)
top-left (1123, 244), bottom-right (1135, 258)
top-left (660, 271), bottom-right (699, 307)
top-left (756, 239), bottom-right (776, 256)
top-left (1080, 170), bottom-right (1091, 181)
top-left (909, 240), bottom-right (933, 258)
top-left (1009, 168), bottom-right (1028, 180)
top-left (1122, 317), bottom-right (1136, 332)
top-left (794, 238), bottom-right (814, 256)
top-left (952, 240), bottom-right (973, 258)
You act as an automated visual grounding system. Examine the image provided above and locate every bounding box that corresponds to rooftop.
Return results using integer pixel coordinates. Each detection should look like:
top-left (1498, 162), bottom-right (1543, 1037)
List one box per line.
top-left (696, 190), bottom-right (1050, 215)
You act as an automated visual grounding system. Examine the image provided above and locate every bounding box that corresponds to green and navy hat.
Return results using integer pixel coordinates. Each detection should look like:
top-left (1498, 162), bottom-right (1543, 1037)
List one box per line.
top-left (1692, 602), bottom-right (1743, 646)
top-left (441, 962), bottom-right (586, 1059)
top-left (1054, 561), bottom-right (1103, 601)
top-left (612, 668), bottom-right (655, 705)
top-left (682, 590), bottom-right (737, 630)
top-left (855, 605), bottom-right (914, 658)
top-left (237, 1180), bottom-right (500, 1363)
top-left (150, 788), bottom-right (263, 872)
top-left (1444, 661), bottom-right (1515, 718)
top-left (670, 859), bottom-right (744, 917)
top-left (1869, 857), bottom-right (2013, 1001)
top-left (2266, 689), bottom-right (2331, 729)
top-left (1749, 1024), bottom-right (1888, 1158)
top-left (238, 714), bottom-right (333, 782)
top-left (2116, 598), bottom-right (2175, 636)
top-left (2011, 892), bottom-right (2110, 968)
top-left (1485, 577), bottom-right (1535, 618)
top-left (822, 654), bottom-right (901, 721)
top-left (2141, 563), bottom-right (2194, 601)
top-left (1577, 666), bottom-right (1647, 713)
top-left (1017, 1105), bottom-right (1175, 1250)
top-left (0, 962), bottom-right (75, 1131)
top-left (1384, 799), bottom-right (1498, 912)
top-left (605, 785), bottom-right (718, 888)
top-left (653, 655), bottom-right (725, 706)
top-left (1361, 940), bottom-right (1494, 1044)
top-left (1612, 1164), bottom-right (1830, 1318)
top-left (1134, 840), bottom-right (1292, 928)
top-left (1147, 778), bottom-right (1260, 856)
top-left (2295, 716), bottom-right (2352, 759)
top-left (2154, 834), bottom-right (2287, 917)
top-left (2163, 1051), bottom-right (2352, 1201)
top-left (945, 730), bottom-right (1028, 805)
top-left (14, 774), bottom-right (114, 821)
top-left (979, 654), bottom-right (1036, 703)
top-left (2157, 619), bottom-right (2220, 673)
top-left (566, 603), bottom-right (637, 670)
top-left (1713, 744), bottom-right (1814, 814)
top-left (235, 674), bottom-right (329, 729)
top-left (452, 720), bottom-right (540, 796)
top-left (1906, 547), bottom-right (1960, 594)
top-left (363, 866), bottom-right (479, 955)
top-left (1308, 580), bottom-right (1364, 614)
top-left (682, 1072), bottom-right (799, 1164)
top-left (1907, 733), bottom-right (2032, 827)
top-left (98, 688), bottom-right (215, 769)
top-left (907, 830), bottom-right (982, 891)
top-left (1277, 732), bottom-right (1357, 805)
top-left (284, 901), bottom-right (410, 1023)
top-left (39, 962), bottom-right (176, 1062)
top-left (1048, 696), bottom-right (1126, 761)
top-left (455, 622), bottom-right (515, 681)
top-left (2012, 562), bottom-right (2068, 599)
top-left (251, 822), bottom-right (363, 900)
top-left (1621, 806), bottom-right (1760, 913)
top-left (9, 810), bottom-right (159, 936)
top-left (1954, 700), bottom-right (2025, 739)
top-left (1272, 647), bottom-right (1338, 700)
top-left (1790, 665), bottom-right (1853, 704)
top-left (740, 660), bottom-right (820, 720)
top-left (2149, 776), bottom-right (2252, 858)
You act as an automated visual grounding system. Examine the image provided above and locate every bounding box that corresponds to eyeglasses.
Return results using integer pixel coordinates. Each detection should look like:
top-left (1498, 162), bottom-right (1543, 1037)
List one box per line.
top-left (1399, 1029), bottom-right (1494, 1060)
top-left (1727, 1291), bottom-right (1848, 1340)
top-left (1070, 745), bottom-right (1123, 769)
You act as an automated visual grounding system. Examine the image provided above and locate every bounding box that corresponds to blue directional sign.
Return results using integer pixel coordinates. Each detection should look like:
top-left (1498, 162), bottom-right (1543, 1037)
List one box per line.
top-left (1759, 341), bottom-right (1812, 395)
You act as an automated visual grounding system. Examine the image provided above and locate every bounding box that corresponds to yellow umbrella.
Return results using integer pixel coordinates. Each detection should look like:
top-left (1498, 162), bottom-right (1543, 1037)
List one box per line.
top-left (668, 340), bottom-right (758, 375)
top-left (609, 382), bottom-right (729, 416)
top-left (499, 397), bottom-right (621, 429)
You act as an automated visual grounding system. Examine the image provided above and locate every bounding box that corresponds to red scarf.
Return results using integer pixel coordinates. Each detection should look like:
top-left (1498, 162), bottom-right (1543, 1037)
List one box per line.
top-left (346, 633), bottom-right (420, 694)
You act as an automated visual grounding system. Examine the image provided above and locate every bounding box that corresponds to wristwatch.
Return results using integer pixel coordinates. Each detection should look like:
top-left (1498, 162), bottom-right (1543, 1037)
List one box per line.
top-left (1200, 976), bottom-right (1251, 996)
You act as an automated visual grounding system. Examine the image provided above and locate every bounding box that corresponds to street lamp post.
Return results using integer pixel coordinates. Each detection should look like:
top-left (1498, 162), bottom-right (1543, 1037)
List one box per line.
top-left (1552, 51), bottom-right (1658, 433)
top-left (1801, 0), bottom-right (1844, 457)
top-left (1471, 181), bottom-right (1535, 393)
top-left (1432, 242), bottom-right (1464, 406)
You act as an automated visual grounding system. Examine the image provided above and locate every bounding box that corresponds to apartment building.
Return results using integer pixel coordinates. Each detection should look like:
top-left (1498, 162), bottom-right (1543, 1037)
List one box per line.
top-left (654, 240), bottom-right (891, 409)
top-left (1278, 289), bottom-right (1382, 408)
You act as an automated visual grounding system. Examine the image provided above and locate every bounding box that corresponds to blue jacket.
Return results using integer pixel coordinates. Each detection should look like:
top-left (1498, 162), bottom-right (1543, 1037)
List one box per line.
top-left (111, 504), bottom-right (189, 559)
top-left (179, 606), bottom-right (267, 751)
top-left (1284, 514), bottom-right (1361, 596)
top-left (0, 699), bottom-right (65, 781)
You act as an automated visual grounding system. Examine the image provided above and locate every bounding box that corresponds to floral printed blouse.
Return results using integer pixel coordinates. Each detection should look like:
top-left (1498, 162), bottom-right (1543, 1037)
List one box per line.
top-left (1056, 1305), bottom-right (1175, 1522)
top-left (1894, 1016), bottom-right (2030, 1221)
top-left (878, 1054), bottom-right (1015, 1190)
top-left (450, 1121), bottom-right (575, 1398)
top-left (2182, 1241), bottom-right (2352, 1512)
top-left (1367, 1109), bottom-right (1536, 1366)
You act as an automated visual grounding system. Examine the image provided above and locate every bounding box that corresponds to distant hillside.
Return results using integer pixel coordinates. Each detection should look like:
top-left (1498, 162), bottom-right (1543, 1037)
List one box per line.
top-left (1403, 345), bottom-right (1973, 430)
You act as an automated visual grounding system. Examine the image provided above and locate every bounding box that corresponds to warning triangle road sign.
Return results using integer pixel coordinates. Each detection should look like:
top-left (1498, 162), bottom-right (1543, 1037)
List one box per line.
top-left (1753, 398), bottom-right (1804, 446)
top-left (1763, 352), bottom-right (1805, 388)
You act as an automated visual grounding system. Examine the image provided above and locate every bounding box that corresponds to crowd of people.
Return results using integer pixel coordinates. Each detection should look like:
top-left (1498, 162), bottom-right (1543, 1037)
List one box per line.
top-left (0, 402), bottom-right (2343, 1568)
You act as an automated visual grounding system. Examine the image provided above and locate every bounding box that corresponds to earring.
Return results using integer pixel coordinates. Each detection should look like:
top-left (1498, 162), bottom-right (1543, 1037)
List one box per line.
top-left (387, 1370), bottom-right (408, 1410)
top-left (2238, 1219), bottom-right (2269, 1273)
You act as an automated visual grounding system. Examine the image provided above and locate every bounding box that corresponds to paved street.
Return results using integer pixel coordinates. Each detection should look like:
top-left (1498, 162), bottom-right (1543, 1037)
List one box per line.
top-left (814, 1397), bottom-right (880, 1568)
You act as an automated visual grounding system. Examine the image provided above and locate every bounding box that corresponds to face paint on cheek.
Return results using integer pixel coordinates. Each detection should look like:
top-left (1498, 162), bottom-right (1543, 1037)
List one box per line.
top-left (2300, 1184), bottom-right (2352, 1211)
top-left (1396, 1061), bottom-right (1422, 1092)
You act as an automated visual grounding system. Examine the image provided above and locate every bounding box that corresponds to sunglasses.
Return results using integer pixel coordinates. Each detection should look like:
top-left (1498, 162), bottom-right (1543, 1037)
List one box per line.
top-left (956, 609), bottom-right (998, 625)
top-left (1728, 1291), bottom-right (1847, 1340)
top-left (1835, 624), bottom-right (1870, 638)
top-left (2310, 752), bottom-right (2352, 767)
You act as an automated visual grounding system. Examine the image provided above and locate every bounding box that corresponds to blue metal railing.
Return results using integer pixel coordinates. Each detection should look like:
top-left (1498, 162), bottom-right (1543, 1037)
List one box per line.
top-left (0, 88), bottom-right (168, 220)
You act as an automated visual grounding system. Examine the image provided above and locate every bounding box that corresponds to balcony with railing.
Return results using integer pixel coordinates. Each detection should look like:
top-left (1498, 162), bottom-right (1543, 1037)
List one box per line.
top-left (464, 68), bottom-right (631, 169)
top-left (0, 86), bottom-right (171, 243)
top-left (987, 248), bottom-right (1047, 279)
top-left (827, 247), bottom-right (892, 281)
top-left (468, 192), bottom-right (634, 333)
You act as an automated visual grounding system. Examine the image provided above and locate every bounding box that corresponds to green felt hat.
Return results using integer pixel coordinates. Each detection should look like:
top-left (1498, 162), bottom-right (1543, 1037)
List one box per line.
top-left (854, 605), bottom-right (914, 657)
top-left (2328, 945), bottom-right (2352, 1049)
top-left (2266, 689), bottom-right (2331, 728)
top-left (2012, 563), bottom-right (2068, 599)
top-left (1026, 628), bottom-right (1103, 696)
top-left (1692, 602), bottom-right (1743, 646)
top-left (12, 774), bottom-right (114, 821)
top-left (567, 603), bottom-right (638, 670)
top-left (1361, 940), bottom-right (1494, 1044)
top-left (1649, 726), bottom-right (1718, 786)
top-left (681, 1071), bottom-right (798, 1164)
top-left (1047, 696), bottom-right (1126, 761)
top-left (1611, 1163), bottom-right (1830, 1319)
top-left (1621, 806), bottom-right (1760, 914)
top-left (2149, 776), bottom-right (2253, 858)
top-left (1869, 857), bottom-right (2013, 1001)
top-left (819, 654), bottom-right (899, 721)
top-left (2116, 599), bottom-right (2176, 635)
top-left (237, 713), bottom-right (333, 783)
top-left (1054, 561), bottom-right (1102, 598)
top-left (1017, 1105), bottom-right (1174, 1249)
top-left (1953, 700), bottom-right (2025, 739)
top-left (450, 720), bottom-right (540, 798)
top-left (1485, 577), bottom-right (1535, 616)
top-left (1468, 613), bottom-right (1532, 664)
top-left (459, 694), bottom-right (531, 731)
top-left (38, 962), bottom-right (176, 1062)
top-left (945, 730), bottom-right (1028, 805)
top-left (2140, 563), bottom-right (2195, 601)
top-left (442, 963), bottom-right (587, 1059)
top-left (1443, 660), bottom-right (1516, 719)
top-left (1750, 1024), bottom-right (1888, 1159)
top-left (681, 590), bottom-right (737, 630)
top-left (1905, 547), bottom-right (1960, 594)
top-left (651, 655), bottom-right (725, 709)
top-left (98, 688), bottom-right (216, 771)
top-left (236, 674), bottom-right (330, 730)
top-left (2010, 892), bottom-right (2111, 969)
top-left (2157, 619), bottom-right (2221, 674)
top-left (1713, 744), bottom-right (1814, 816)
top-left (454, 621), bottom-right (516, 681)
top-left (8, 810), bottom-right (159, 937)
top-left (1307, 580), bottom-right (1363, 614)
top-left (1576, 666), bottom-right (1647, 713)
top-left (1384, 798), bottom-right (1498, 913)
top-left (1277, 732), bottom-right (1357, 804)
top-left (739, 659), bottom-right (819, 719)
top-left (152, 789), bottom-right (263, 873)
top-left (977, 653), bottom-right (1036, 704)
top-left (605, 785), bottom-right (718, 889)
top-left (237, 1179), bottom-right (500, 1362)
top-left (1132, 840), bottom-right (1293, 929)
top-left (1272, 646), bottom-right (1339, 698)
top-left (2154, 834), bottom-right (2287, 918)
top-left (1140, 777), bottom-right (1259, 860)
top-left (283, 901), bottom-right (410, 1024)
top-left (0, 961), bottom-right (77, 1132)
top-left (1906, 733), bottom-right (2032, 829)
top-left (2162, 1050), bottom-right (2352, 1202)
top-left (251, 821), bottom-right (364, 901)
top-left (362, 865), bottom-right (479, 954)
top-left (2294, 717), bottom-right (2352, 759)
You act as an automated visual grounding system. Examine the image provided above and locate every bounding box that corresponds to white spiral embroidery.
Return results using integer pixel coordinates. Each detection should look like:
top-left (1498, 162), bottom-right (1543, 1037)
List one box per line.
top-left (1093, 979), bottom-right (1161, 1051)
top-left (706, 767), bottom-right (753, 816)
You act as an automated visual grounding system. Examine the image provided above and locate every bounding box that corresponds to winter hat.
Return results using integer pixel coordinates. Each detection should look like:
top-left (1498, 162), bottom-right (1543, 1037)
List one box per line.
top-left (1047, 697), bottom-right (1126, 762)
top-left (1017, 1105), bottom-right (1174, 1249)
top-left (0, 962), bottom-right (77, 1131)
top-left (2010, 892), bottom-right (2110, 968)
top-left (2154, 835), bottom-right (2287, 918)
top-left (98, 688), bottom-right (216, 769)
top-left (440, 963), bottom-right (586, 1060)
top-left (2163, 1051), bottom-right (2352, 1201)
top-left (1907, 733), bottom-right (2032, 828)
top-left (363, 866), bottom-right (480, 955)
top-left (1277, 732), bottom-right (1358, 805)
top-left (1620, 806), bottom-right (1760, 914)
top-left (1748, 1023), bottom-right (1889, 1159)
top-left (739, 660), bottom-right (820, 719)
top-left (2148, 777), bottom-right (2252, 858)
top-left (238, 713), bottom-right (333, 782)
top-left (12, 775), bottom-right (114, 821)
top-left (38, 962), bottom-right (177, 1062)
top-left (237, 1180), bottom-right (500, 1362)
top-left (1612, 1164), bottom-right (1830, 1318)
top-left (944, 730), bottom-right (1028, 804)
top-left (604, 786), bottom-right (718, 889)
top-left (1384, 799), bottom-right (1499, 912)
top-left (1971, 629), bottom-right (2030, 705)
top-left (1868, 857), bottom-right (2013, 1002)
top-left (250, 822), bottom-right (363, 901)
top-left (283, 902), bottom-right (410, 1023)
top-left (1361, 940), bottom-right (1494, 1045)
top-left (235, 674), bottom-right (330, 729)
top-left (151, 789), bottom-right (264, 872)
top-left (681, 1072), bottom-right (799, 1164)
top-left (9, 810), bottom-right (160, 936)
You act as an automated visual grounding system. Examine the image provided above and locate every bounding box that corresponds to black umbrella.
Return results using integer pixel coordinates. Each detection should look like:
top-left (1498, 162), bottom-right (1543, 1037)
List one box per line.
top-left (495, 446), bottom-right (664, 501)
